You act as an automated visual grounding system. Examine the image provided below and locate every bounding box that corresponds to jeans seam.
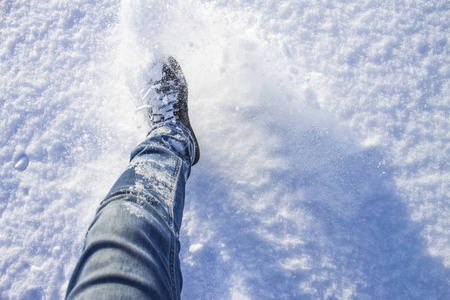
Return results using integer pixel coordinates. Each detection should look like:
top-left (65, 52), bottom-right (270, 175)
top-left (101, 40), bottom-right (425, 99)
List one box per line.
top-left (169, 157), bottom-right (182, 300)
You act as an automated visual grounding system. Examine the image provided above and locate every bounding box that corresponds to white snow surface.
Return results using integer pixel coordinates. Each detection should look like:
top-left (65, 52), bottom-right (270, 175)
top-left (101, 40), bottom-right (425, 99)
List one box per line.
top-left (1, 0), bottom-right (449, 299)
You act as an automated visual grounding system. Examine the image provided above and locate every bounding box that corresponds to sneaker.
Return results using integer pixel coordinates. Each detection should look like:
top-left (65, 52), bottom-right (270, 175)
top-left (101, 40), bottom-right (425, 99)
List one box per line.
top-left (142, 56), bottom-right (200, 165)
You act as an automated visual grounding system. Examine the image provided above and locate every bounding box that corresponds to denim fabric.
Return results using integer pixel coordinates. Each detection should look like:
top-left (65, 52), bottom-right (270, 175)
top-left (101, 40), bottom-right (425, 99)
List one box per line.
top-left (65, 123), bottom-right (195, 300)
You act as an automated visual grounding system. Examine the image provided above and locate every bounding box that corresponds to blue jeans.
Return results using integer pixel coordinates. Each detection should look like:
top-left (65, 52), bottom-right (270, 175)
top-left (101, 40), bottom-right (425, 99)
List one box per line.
top-left (65, 123), bottom-right (195, 300)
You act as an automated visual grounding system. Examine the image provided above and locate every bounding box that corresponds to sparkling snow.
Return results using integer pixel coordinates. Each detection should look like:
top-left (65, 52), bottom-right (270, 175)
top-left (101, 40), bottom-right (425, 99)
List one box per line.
top-left (1, 0), bottom-right (448, 299)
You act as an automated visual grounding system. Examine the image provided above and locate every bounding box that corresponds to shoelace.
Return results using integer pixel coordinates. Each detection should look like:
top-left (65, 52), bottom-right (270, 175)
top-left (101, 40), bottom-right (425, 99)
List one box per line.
top-left (139, 80), bottom-right (181, 124)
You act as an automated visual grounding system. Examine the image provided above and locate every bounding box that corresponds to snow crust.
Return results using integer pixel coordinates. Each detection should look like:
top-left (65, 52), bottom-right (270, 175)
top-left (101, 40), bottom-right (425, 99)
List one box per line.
top-left (0, 0), bottom-right (448, 299)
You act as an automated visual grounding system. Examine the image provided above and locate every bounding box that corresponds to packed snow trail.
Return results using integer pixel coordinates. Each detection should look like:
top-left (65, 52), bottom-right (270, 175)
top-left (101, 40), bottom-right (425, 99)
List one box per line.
top-left (0, 0), bottom-right (448, 299)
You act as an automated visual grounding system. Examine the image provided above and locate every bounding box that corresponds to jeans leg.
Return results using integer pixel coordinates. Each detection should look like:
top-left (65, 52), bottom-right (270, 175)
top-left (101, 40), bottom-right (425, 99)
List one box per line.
top-left (65, 123), bottom-right (195, 300)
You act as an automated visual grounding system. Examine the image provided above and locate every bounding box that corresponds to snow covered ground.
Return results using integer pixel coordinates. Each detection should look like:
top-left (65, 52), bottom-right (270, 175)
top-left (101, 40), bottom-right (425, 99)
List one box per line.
top-left (1, 0), bottom-right (448, 299)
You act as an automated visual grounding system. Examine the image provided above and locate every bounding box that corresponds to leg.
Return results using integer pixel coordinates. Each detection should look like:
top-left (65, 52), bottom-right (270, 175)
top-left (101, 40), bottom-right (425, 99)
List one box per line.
top-left (66, 57), bottom-right (199, 300)
top-left (66, 123), bottom-right (194, 300)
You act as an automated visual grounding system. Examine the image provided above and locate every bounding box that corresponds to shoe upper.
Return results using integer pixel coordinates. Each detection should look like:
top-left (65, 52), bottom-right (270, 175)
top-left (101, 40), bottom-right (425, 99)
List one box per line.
top-left (142, 57), bottom-right (200, 165)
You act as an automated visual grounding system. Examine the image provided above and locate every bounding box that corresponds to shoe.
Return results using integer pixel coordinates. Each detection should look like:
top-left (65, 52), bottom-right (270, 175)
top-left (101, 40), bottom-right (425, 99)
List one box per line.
top-left (142, 56), bottom-right (200, 165)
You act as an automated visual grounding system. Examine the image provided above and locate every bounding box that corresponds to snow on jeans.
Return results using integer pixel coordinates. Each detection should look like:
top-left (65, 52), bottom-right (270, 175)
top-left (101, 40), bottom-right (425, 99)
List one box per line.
top-left (65, 123), bottom-right (195, 300)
